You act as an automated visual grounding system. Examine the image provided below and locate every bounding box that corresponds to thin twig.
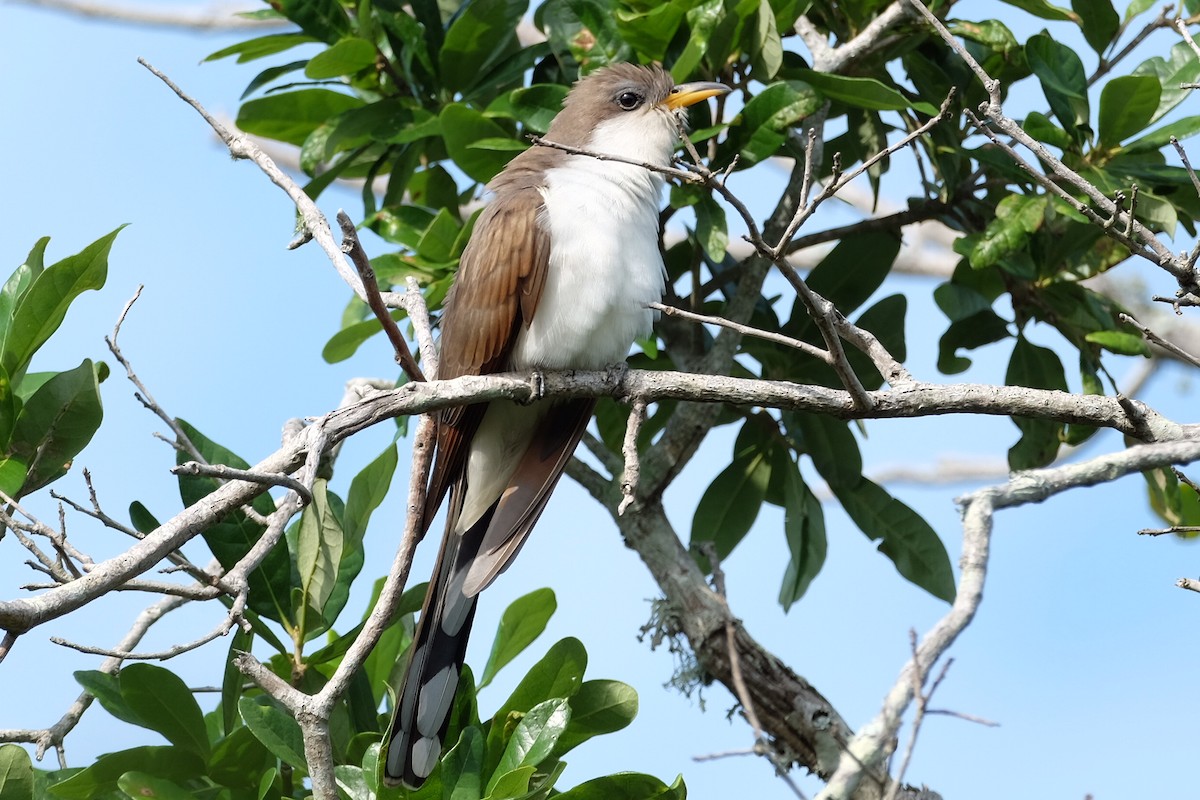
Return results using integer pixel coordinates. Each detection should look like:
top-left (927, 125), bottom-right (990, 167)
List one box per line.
top-left (336, 210), bottom-right (425, 382)
top-left (171, 462), bottom-right (313, 504)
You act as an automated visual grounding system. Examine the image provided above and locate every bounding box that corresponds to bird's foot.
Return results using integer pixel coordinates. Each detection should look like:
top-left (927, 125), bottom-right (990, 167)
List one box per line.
top-left (522, 368), bottom-right (546, 405)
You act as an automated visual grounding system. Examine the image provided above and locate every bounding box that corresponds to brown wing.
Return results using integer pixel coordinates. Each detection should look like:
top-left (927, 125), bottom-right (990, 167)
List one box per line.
top-left (422, 187), bottom-right (551, 529)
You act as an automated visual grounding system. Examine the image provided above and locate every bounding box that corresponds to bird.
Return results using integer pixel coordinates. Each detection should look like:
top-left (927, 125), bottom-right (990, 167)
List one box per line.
top-left (382, 62), bottom-right (729, 788)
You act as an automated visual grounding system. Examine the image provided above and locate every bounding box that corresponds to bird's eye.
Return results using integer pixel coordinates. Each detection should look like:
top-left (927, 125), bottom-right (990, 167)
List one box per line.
top-left (616, 90), bottom-right (643, 110)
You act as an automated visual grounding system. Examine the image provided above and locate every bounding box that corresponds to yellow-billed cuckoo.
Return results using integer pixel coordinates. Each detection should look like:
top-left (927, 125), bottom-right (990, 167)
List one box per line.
top-left (383, 63), bottom-right (729, 788)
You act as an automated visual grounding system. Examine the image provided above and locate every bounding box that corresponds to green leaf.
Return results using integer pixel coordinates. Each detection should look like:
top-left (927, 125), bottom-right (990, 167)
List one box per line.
top-left (788, 412), bottom-right (862, 490)
top-left (116, 772), bottom-right (194, 800)
top-left (479, 587), bottom-right (557, 689)
top-left (615, 0), bottom-right (687, 61)
top-left (8, 359), bottom-right (103, 496)
top-left (778, 463), bottom-right (826, 610)
top-left (0, 237), bottom-right (47, 339)
top-left (804, 229), bottom-right (902, 317)
top-left (1005, 337), bottom-right (1068, 469)
top-left (237, 90), bottom-right (365, 147)
top-left (1098, 75), bottom-right (1160, 148)
top-left (1023, 111), bottom-right (1074, 150)
top-left (417, 207), bottom-right (463, 263)
top-left (1124, 115), bottom-right (1200, 154)
top-left (670, 0), bottom-right (725, 82)
top-left (174, 420), bottom-right (290, 623)
top-left (494, 637), bottom-right (586, 715)
top-left (968, 194), bottom-right (1048, 270)
top-left (0, 744), bottom-right (33, 800)
top-left (45, 747), bottom-right (204, 799)
top-left (796, 70), bottom-right (939, 115)
top-left (1072, 0), bottom-right (1118, 53)
top-left (486, 84), bottom-right (569, 134)
top-left (489, 698), bottom-right (570, 791)
top-left (1, 228), bottom-right (118, 377)
top-left (483, 766), bottom-right (535, 800)
top-left (206, 32), bottom-right (317, 63)
top-left (343, 443), bottom-right (398, 548)
top-left (440, 104), bottom-right (517, 183)
top-left (443, 727), bottom-right (485, 800)
top-left (120, 664), bottom-right (210, 759)
top-left (833, 478), bottom-right (956, 603)
top-left (1132, 42), bottom-right (1200, 125)
top-left (693, 195), bottom-right (728, 262)
top-left (239, 696), bottom-right (306, 768)
top-left (999, 0), bottom-right (1076, 21)
top-left (279, 0), bottom-right (351, 43)
top-left (1085, 329), bottom-right (1150, 356)
top-left (725, 80), bottom-right (821, 165)
top-left (74, 670), bottom-right (142, 726)
top-left (305, 37), bottom-right (377, 79)
top-left (690, 424), bottom-right (771, 561)
top-left (1026, 32), bottom-right (1090, 142)
top-left (488, 638), bottom-right (587, 762)
top-left (322, 310), bottom-right (404, 363)
top-left (297, 479), bottom-right (345, 619)
top-left (551, 679), bottom-right (638, 758)
top-left (439, 0), bottom-right (527, 94)
top-left (749, 0), bottom-right (783, 80)
top-left (553, 772), bottom-right (683, 800)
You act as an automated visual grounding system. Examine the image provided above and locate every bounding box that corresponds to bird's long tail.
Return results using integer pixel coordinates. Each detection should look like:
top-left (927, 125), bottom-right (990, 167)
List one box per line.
top-left (382, 506), bottom-right (486, 788)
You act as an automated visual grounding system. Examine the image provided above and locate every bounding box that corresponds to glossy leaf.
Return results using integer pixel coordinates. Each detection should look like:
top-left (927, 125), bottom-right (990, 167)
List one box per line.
top-left (1084, 330), bottom-right (1150, 356)
top-left (116, 772), bottom-right (193, 800)
top-left (552, 679), bottom-right (638, 757)
top-left (1072, 0), bottom-right (1118, 53)
top-left (1132, 42), bottom-right (1200, 125)
top-left (439, 0), bottom-right (527, 94)
top-left (484, 766), bottom-right (535, 800)
top-left (789, 412), bottom-right (862, 490)
top-left (479, 587), bottom-right (557, 689)
top-left (614, 1), bottom-right (687, 61)
top-left (1123, 115), bottom-right (1200, 154)
top-left (237, 90), bottom-right (364, 147)
top-left (442, 726), bottom-right (485, 800)
top-left (1, 229), bottom-right (118, 378)
top-left (797, 69), bottom-right (939, 115)
top-left (833, 478), bottom-right (956, 603)
top-left (693, 195), bottom-right (729, 262)
top-left (726, 80), bottom-right (821, 165)
top-left (969, 194), bottom-right (1048, 270)
top-left (554, 772), bottom-right (684, 800)
top-left (1026, 32), bottom-right (1090, 142)
top-left (999, 0), bottom-right (1075, 21)
top-left (778, 462), bottom-right (826, 611)
top-left (297, 478), bottom-right (345, 620)
top-left (1005, 337), bottom-right (1068, 469)
top-left (490, 698), bottom-right (570, 789)
top-left (279, 0), bottom-right (351, 43)
top-left (322, 309), bottom-right (406, 363)
top-left (120, 664), bottom-right (210, 758)
top-left (239, 696), bottom-right (306, 768)
top-left (1097, 75), bottom-right (1160, 148)
top-left (8, 359), bottom-right (103, 495)
top-left (305, 37), bottom-right (377, 79)
top-left (74, 669), bottom-right (142, 726)
top-left (440, 104), bottom-right (517, 183)
top-left (206, 32), bottom-right (317, 63)
top-left (44, 747), bottom-right (204, 799)
top-left (0, 237), bottom-right (47, 338)
top-left (690, 426), bottom-right (771, 560)
top-left (493, 637), bottom-right (587, 720)
top-left (0, 744), bottom-right (33, 800)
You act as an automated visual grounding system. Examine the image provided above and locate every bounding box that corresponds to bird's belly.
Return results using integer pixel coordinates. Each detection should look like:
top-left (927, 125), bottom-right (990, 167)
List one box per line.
top-left (510, 166), bottom-right (666, 370)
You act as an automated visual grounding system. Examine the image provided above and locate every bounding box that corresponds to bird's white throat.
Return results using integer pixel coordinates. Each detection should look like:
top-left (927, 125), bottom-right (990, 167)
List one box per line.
top-left (510, 110), bottom-right (674, 370)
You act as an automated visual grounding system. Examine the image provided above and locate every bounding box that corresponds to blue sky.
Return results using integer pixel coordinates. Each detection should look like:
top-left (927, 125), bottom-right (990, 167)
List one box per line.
top-left (2, 2), bottom-right (1199, 798)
